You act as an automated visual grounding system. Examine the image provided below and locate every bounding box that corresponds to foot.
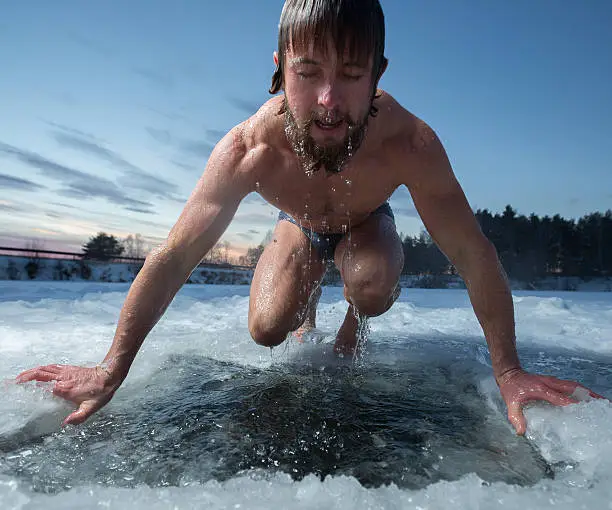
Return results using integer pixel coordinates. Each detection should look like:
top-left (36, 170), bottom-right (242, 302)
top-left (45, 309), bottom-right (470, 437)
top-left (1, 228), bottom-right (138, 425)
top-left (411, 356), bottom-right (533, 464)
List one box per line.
top-left (292, 319), bottom-right (317, 343)
top-left (333, 284), bottom-right (399, 354)
top-left (292, 285), bottom-right (322, 343)
top-left (333, 305), bottom-right (360, 355)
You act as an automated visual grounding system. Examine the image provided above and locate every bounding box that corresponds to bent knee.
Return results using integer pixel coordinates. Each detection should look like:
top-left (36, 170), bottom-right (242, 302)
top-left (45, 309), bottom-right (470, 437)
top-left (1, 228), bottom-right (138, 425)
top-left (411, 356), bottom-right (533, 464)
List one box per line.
top-left (345, 280), bottom-right (399, 317)
top-left (248, 315), bottom-right (292, 347)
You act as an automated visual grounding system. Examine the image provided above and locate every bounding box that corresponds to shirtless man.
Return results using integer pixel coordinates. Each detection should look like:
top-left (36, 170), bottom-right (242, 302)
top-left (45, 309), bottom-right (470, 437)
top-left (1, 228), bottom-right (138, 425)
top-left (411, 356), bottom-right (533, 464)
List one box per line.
top-left (17, 0), bottom-right (601, 435)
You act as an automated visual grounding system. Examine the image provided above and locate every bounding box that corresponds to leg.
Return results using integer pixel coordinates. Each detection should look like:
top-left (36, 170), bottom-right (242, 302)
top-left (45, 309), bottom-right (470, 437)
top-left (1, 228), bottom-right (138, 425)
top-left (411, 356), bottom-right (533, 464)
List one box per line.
top-left (333, 213), bottom-right (404, 354)
top-left (248, 220), bottom-right (327, 347)
top-left (292, 283), bottom-right (323, 338)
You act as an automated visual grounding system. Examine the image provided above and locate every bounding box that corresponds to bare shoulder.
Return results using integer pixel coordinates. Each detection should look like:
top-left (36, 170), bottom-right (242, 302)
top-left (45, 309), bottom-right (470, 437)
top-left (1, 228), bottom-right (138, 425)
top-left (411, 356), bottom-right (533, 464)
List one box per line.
top-left (206, 96), bottom-right (285, 189)
top-left (226, 96), bottom-right (286, 177)
top-left (375, 91), bottom-right (452, 189)
top-left (375, 91), bottom-right (440, 155)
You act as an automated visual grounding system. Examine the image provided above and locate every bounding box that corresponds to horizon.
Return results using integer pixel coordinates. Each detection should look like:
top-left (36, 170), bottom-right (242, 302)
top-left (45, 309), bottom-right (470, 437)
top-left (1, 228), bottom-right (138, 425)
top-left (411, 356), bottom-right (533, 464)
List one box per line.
top-left (1, 1), bottom-right (611, 257)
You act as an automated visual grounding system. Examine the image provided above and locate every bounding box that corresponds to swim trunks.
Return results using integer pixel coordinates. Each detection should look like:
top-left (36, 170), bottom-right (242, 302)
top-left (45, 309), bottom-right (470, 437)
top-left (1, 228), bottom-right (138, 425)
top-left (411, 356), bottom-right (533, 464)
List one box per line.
top-left (278, 202), bottom-right (395, 263)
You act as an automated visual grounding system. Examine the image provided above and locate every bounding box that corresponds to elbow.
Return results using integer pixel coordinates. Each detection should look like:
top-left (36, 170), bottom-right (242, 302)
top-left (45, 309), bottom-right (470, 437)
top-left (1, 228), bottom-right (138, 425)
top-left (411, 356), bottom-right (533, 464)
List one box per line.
top-left (454, 236), bottom-right (499, 277)
top-left (143, 244), bottom-right (185, 275)
top-left (480, 237), bottom-right (499, 263)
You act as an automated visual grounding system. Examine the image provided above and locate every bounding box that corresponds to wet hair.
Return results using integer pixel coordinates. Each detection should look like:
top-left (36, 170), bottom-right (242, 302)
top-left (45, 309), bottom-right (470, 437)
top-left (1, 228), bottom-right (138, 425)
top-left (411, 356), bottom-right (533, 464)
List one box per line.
top-left (269, 0), bottom-right (387, 117)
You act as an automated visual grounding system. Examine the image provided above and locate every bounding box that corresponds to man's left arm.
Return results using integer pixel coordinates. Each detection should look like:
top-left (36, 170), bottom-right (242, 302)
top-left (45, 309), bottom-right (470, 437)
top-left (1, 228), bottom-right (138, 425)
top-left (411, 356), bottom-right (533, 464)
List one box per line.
top-left (401, 120), bottom-right (602, 435)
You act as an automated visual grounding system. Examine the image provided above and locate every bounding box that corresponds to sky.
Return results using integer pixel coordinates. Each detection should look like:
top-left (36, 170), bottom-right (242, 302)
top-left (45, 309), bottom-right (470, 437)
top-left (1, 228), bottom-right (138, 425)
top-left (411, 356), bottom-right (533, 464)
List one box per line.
top-left (0, 0), bottom-right (611, 257)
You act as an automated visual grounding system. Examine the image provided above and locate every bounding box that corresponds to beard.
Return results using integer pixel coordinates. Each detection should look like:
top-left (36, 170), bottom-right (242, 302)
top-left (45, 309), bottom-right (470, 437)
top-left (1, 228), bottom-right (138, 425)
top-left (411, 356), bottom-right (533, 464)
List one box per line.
top-left (283, 98), bottom-right (369, 176)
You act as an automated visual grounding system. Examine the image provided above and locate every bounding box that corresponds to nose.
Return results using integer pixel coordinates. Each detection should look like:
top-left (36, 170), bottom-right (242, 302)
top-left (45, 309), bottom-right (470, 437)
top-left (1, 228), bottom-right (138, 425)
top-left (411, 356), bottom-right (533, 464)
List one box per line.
top-left (317, 80), bottom-right (342, 110)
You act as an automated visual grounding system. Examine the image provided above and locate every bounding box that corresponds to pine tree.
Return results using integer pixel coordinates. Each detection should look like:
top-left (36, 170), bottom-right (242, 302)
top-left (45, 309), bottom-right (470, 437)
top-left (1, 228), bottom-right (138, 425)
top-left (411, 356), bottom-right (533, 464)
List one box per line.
top-left (82, 232), bottom-right (125, 261)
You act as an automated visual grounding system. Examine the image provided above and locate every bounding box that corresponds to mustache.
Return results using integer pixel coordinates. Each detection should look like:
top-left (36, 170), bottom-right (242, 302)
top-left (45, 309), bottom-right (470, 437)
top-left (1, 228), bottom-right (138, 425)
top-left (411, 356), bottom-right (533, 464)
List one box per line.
top-left (313, 111), bottom-right (345, 123)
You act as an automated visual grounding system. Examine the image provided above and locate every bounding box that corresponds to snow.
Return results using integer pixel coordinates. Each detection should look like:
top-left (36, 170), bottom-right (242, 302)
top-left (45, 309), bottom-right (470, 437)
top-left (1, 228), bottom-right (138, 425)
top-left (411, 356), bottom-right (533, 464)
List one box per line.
top-left (0, 281), bottom-right (611, 508)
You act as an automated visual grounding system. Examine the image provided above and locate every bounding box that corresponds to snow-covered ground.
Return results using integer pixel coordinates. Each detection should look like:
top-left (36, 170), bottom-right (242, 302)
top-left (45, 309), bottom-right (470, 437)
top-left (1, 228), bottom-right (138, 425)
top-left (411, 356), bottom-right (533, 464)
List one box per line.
top-left (2, 254), bottom-right (611, 291)
top-left (0, 255), bottom-right (253, 285)
top-left (1, 281), bottom-right (611, 509)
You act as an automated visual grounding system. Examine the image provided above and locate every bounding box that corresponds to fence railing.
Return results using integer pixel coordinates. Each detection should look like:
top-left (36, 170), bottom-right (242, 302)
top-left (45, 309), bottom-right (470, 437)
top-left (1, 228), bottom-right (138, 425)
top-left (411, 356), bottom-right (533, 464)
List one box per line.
top-left (0, 246), bottom-right (254, 271)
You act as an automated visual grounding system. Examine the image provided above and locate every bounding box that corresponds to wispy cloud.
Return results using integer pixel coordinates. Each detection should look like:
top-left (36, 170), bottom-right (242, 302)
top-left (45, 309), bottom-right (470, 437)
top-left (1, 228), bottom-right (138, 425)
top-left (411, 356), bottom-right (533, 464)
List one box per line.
top-left (132, 66), bottom-right (174, 90)
top-left (205, 129), bottom-right (227, 143)
top-left (233, 212), bottom-right (276, 227)
top-left (180, 139), bottom-right (215, 159)
top-left (65, 31), bottom-right (115, 58)
top-left (389, 187), bottom-right (419, 218)
top-left (141, 105), bottom-right (189, 123)
top-left (0, 141), bottom-right (154, 212)
top-left (170, 159), bottom-right (199, 173)
top-left (242, 193), bottom-right (267, 205)
top-left (146, 127), bottom-right (173, 145)
top-left (44, 121), bottom-right (103, 142)
top-left (227, 97), bottom-right (262, 116)
top-left (57, 182), bottom-right (152, 211)
top-left (0, 173), bottom-right (46, 192)
top-left (124, 206), bottom-right (156, 215)
top-left (0, 202), bottom-right (24, 213)
top-left (50, 202), bottom-right (78, 209)
top-left (392, 206), bottom-right (420, 218)
top-left (116, 170), bottom-right (182, 200)
top-left (48, 126), bottom-right (182, 200)
top-left (51, 130), bottom-right (141, 173)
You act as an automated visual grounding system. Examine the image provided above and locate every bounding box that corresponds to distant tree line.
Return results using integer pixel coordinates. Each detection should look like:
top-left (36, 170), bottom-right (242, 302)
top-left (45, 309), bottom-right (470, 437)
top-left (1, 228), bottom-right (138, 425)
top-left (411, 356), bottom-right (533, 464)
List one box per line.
top-left (78, 205), bottom-right (612, 283)
top-left (400, 206), bottom-right (612, 281)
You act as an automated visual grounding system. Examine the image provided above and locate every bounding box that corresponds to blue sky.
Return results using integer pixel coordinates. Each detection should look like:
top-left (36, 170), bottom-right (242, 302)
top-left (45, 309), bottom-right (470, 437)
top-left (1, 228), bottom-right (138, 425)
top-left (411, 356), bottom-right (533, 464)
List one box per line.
top-left (1, 1), bottom-right (611, 256)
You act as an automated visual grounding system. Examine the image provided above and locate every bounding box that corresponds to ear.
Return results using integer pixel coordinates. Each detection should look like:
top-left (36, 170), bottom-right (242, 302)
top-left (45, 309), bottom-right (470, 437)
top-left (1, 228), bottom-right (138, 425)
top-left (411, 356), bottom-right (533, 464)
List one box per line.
top-left (376, 57), bottom-right (389, 83)
top-left (273, 51), bottom-right (279, 67)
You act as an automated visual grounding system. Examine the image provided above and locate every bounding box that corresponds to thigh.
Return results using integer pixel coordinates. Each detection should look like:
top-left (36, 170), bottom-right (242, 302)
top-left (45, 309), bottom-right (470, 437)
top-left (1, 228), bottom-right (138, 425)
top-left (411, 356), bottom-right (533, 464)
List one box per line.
top-left (334, 212), bottom-right (404, 293)
top-left (249, 219), bottom-right (327, 335)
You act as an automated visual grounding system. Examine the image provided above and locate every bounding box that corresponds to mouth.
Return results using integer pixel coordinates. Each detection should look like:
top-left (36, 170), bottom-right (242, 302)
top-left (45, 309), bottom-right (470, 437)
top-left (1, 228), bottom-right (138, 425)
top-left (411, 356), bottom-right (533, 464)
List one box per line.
top-left (313, 119), bottom-right (344, 132)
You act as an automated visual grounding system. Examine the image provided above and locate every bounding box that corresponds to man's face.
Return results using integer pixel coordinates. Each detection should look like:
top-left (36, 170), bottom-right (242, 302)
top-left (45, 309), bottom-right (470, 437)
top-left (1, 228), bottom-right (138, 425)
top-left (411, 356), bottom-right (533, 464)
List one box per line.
top-left (277, 39), bottom-right (375, 175)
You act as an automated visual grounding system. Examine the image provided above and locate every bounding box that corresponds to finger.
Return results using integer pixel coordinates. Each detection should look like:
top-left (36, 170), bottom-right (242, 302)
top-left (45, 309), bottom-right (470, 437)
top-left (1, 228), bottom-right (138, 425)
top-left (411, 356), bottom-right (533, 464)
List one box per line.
top-left (16, 370), bottom-right (59, 383)
top-left (38, 365), bottom-right (63, 373)
top-left (589, 391), bottom-right (606, 400)
top-left (543, 376), bottom-right (606, 400)
top-left (542, 376), bottom-right (580, 394)
top-left (507, 402), bottom-right (527, 435)
top-left (15, 368), bottom-right (41, 382)
top-left (62, 401), bottom-right (99, 427)
top-left (540, 389), bottom-right (578, 407)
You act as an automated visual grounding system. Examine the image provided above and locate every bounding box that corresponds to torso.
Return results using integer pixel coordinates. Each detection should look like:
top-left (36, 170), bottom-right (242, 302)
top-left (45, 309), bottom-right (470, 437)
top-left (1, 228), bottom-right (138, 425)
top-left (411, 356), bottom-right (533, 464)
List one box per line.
top-left (239, 91), bottom-right (419, 233)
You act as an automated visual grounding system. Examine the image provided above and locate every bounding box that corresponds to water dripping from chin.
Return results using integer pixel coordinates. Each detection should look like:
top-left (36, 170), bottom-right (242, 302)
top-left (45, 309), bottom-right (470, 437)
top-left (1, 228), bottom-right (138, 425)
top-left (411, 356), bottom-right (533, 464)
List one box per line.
top-left (284, 104), bottom-right (368, 176)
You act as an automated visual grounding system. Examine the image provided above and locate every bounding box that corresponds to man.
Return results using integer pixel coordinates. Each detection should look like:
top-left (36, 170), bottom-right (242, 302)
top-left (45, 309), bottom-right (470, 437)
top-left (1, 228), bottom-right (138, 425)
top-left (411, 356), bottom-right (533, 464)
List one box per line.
top-left (17, 0), bottom-right (601, 434)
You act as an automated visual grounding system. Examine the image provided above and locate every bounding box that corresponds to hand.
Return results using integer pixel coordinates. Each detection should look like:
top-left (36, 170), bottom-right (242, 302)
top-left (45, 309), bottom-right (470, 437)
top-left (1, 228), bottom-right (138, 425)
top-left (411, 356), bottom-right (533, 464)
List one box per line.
top-left (497, 368), bottom-right (605, 435)
top-left (16, 364), bottom-right (121, 426)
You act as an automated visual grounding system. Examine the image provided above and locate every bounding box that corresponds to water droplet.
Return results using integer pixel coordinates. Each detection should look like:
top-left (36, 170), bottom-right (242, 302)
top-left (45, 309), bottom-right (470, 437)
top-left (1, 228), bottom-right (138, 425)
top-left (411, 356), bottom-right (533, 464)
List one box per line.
top-left (331, 187), bottom-right (336, 192)
top-left (255, 181), bottom-right (260, 189)
top-left (345, 179), bottom-right (352, 186)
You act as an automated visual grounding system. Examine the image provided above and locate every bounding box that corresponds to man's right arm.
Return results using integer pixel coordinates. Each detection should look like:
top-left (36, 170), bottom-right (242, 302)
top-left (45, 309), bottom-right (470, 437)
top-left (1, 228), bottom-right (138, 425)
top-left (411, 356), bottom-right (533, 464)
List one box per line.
top-left (102, 126), bottom-right (255, 381)
top-left (16, 125), bottom-right (258, 425)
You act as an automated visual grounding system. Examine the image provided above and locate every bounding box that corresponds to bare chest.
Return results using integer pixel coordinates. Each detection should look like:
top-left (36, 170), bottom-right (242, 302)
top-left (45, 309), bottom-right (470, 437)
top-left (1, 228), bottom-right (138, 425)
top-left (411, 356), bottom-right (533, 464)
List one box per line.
top-left (258, 158), bottom-right (400, 233)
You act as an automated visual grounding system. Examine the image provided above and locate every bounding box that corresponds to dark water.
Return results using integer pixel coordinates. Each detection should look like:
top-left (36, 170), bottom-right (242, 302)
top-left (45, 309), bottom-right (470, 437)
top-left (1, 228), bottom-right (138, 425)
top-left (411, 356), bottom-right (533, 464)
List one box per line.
top-left (1, 336), bottom-right (610, 495)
